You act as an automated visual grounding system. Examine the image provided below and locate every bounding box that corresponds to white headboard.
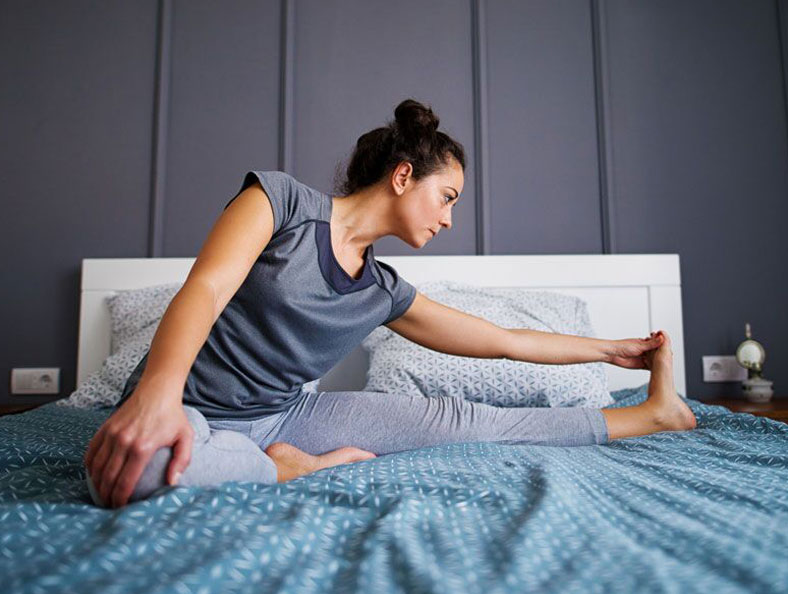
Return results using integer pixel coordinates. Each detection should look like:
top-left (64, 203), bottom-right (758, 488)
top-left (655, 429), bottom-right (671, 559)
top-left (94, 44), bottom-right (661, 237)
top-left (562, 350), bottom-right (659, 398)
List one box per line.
top-left (77, 254), bottom-right (687, 397)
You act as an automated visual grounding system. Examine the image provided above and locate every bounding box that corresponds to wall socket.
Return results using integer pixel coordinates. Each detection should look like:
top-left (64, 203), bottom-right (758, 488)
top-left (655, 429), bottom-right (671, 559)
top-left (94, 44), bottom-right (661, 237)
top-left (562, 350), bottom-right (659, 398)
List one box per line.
top-left (10, 368), bottom-right (61, 394)
top-left (702, 356), bottom-right (747, 382)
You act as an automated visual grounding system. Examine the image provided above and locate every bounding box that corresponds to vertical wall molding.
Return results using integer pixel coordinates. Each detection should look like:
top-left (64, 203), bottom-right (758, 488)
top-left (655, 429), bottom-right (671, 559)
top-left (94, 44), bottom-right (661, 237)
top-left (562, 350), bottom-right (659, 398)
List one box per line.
top-left (590, 0), bottom-right (616, 254)
top-left (471, 0), bottom-right (491, 255)
top-left (279, 0), bottom-right (295, 173)
top-left (148, 0), bottom-right (172, 258)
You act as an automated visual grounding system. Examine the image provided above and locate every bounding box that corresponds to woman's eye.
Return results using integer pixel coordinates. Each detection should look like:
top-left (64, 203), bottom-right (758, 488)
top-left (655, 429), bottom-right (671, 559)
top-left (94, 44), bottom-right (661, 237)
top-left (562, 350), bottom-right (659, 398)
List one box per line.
top-left (444, 195), bottom-right (452, 204)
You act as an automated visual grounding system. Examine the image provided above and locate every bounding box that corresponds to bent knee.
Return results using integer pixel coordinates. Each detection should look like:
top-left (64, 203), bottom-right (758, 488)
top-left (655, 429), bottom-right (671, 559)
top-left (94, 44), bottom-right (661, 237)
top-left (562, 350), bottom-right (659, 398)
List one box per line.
top-left (129, 446), bottom-right (176, 502)
top-left (182, 405), bottom-right (210, 443)
top-left (84, 445), bottom-right (176, 508)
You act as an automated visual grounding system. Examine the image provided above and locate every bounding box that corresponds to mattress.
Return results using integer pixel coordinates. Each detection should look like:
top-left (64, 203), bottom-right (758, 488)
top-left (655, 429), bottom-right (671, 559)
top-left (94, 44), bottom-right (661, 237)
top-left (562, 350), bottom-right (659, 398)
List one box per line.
top-left (1, 385), bottom-right (787, 593)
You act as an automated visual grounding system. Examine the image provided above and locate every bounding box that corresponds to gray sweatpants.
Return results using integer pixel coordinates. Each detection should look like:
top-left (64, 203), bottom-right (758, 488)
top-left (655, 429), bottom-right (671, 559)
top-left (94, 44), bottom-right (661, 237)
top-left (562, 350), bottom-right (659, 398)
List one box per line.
top-left (85, 390), bottom-right (609, 507)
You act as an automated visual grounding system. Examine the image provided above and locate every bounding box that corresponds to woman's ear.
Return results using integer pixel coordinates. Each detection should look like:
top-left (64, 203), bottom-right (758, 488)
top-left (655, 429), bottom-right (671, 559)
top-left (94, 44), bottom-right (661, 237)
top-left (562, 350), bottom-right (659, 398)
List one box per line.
top-left (391, 161), bottom-right (413, 195)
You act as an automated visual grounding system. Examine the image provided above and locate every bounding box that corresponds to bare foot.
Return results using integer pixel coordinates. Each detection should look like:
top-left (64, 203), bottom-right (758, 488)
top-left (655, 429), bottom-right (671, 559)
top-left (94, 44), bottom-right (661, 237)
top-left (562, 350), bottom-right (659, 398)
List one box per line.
top-left (642, 331), bottom-right (697, 432)
top-left (264, 442), bottom-right (376, 483)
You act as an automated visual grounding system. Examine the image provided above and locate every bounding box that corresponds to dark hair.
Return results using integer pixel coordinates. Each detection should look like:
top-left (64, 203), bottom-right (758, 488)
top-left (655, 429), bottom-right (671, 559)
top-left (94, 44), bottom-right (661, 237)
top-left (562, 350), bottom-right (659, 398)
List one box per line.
top-left (335, 99), bottom-right (466, 195)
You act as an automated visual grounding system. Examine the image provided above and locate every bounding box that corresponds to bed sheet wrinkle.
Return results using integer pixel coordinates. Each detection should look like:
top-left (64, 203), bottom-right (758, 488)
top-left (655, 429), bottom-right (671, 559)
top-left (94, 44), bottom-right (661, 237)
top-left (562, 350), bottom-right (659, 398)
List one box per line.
top-left (0, 385), bottom-right (786, 593)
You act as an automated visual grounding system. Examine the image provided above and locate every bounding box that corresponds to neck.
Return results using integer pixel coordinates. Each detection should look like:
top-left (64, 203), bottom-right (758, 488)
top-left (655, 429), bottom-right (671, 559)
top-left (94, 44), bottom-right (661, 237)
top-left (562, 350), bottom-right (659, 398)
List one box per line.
top-left (330, 184), bottom-right (397, 256)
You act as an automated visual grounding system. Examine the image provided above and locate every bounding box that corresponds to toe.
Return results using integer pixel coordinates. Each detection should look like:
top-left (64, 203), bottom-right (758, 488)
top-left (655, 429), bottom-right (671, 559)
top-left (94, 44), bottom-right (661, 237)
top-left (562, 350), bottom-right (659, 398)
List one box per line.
top-left (338, 447), bottom-right (376, 462)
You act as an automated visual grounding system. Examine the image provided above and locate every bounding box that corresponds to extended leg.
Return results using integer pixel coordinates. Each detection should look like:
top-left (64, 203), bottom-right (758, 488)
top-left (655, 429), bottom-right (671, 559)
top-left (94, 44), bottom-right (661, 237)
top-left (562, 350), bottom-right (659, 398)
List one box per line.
top-left (270, 390), bottom-right (609, 456)
top-left (268, 332), bottom-right (696, 460)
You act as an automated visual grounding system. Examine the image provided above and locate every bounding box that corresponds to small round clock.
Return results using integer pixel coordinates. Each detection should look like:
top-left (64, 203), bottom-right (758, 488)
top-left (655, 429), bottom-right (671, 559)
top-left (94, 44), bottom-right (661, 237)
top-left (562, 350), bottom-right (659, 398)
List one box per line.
top-left (736, 323), bottom-right (765, 375)
top-left (735, 323), bottom-right (773, 402)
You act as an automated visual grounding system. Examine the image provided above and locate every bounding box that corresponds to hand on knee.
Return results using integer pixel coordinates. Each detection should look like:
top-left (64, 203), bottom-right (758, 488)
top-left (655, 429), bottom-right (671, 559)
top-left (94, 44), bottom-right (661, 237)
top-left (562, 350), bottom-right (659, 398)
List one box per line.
top-left (85, 446), bottom-right (176, 508)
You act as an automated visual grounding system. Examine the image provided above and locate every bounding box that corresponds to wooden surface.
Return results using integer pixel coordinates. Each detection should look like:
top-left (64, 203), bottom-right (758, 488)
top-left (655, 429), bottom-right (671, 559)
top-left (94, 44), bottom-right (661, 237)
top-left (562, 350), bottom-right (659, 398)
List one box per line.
top-left (0, 404), bottom-right (41, 417)
top-left (703, 397), bottom-right (788, 424)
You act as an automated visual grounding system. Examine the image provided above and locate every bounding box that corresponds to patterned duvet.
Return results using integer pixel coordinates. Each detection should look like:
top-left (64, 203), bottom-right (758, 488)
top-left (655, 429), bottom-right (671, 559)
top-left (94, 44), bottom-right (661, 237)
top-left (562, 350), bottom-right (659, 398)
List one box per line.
top-left (1, 385), bottom-right (786, 593)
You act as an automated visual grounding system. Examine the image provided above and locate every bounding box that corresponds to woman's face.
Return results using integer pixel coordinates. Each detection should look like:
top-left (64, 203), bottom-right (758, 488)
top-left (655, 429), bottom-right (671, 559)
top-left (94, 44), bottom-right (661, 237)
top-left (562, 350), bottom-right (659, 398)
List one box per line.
top-left (393, 158), bottom-right (464, 248)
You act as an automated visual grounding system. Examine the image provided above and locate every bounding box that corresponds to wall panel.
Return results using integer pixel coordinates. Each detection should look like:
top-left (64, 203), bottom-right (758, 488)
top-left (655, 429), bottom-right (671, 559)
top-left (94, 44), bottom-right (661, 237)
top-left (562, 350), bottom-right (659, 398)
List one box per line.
top-left (486, 0), bottom-right (603, 254)
top-left (3, 0), bottom-right (788, 403)
top-left (603, 0), bottom-right (788, 398)
top-left (0, 0), bottom-right (158, 404)
top-left (163, 0), bottom-right (282, 256)
top-left (290, 0), bottom-right (476, 255)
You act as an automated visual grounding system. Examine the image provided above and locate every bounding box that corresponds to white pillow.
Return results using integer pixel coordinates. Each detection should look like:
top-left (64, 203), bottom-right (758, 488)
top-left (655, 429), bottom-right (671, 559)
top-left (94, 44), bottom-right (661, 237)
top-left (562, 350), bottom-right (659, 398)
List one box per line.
top-left (58, 282), bottom-right (320, 409)
top-left (362, 281), bottom-right (613, 408)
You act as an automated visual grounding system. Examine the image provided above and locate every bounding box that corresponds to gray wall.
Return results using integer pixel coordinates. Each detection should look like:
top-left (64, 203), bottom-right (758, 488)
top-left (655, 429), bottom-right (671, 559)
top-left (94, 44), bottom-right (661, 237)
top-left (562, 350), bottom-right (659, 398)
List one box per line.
top-left (2, 0), bottom-right (786, 406)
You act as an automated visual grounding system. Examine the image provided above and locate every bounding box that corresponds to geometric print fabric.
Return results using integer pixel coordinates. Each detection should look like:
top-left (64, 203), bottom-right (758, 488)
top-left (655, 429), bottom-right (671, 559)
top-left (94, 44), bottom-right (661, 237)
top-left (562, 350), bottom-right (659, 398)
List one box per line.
top-left (2, 385), bottom-right (787, 592)
top-left (56, 282), bottom-right (320, 410)
top-left (363, 281), bottom-right (614, 408)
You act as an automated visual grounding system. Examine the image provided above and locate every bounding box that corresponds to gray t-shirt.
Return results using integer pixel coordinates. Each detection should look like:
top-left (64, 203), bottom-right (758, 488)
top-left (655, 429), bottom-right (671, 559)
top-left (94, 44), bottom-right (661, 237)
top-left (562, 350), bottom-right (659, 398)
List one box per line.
top-left (118, 170), bottom-right (417, 420)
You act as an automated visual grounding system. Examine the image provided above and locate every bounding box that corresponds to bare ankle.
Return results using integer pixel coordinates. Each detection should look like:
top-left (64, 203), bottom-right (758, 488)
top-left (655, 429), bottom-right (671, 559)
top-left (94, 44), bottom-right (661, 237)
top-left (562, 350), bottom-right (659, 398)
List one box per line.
top-left (645, 395), bottom-right (696, 432)
top-left (649, 404), bottom-right (672, 430)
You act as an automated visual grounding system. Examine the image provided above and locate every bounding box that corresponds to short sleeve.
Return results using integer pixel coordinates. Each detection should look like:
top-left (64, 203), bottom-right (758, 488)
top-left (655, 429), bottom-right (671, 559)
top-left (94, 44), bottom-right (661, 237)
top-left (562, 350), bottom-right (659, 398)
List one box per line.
top-left (377, 260), bottom-right (418, 325)
top-left (224, 170), bottom-right (298, 236)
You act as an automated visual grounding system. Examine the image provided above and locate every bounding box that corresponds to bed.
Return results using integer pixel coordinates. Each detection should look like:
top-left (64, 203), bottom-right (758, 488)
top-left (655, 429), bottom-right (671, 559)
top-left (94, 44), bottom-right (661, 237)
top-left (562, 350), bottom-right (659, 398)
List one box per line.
top-left (1, 254), bottom-right (786, 593)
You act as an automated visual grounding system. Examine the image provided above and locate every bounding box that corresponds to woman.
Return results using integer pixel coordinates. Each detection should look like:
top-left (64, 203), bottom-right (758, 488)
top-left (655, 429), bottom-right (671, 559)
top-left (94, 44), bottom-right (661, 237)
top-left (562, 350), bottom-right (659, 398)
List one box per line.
top-left (84, 99), bottom-right (696, 509)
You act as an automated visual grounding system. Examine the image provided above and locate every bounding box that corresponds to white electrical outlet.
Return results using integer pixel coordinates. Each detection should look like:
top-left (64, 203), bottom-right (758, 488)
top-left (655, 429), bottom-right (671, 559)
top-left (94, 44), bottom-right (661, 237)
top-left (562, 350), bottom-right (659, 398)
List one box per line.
top-left (702, 356), bottom-right (747, 382)
top-left (10, 368), bottom-right (60, 394)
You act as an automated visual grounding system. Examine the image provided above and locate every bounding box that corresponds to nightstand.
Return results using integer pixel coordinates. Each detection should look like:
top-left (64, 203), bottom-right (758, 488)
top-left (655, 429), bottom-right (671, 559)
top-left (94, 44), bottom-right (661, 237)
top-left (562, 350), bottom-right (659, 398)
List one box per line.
top-left (703, 397), bottom-right (788, 424)
top-left (0, 404), bottom-right (41, 417)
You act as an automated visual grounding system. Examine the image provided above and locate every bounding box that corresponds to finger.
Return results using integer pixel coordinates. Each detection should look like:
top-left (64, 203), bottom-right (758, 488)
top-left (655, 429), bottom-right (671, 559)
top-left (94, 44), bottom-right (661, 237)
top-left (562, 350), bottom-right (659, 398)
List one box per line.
top-left (168, 430), bottom-right (194, 486)
top-left (84, 428), bottom-right (107, 468)
top-left (89, 438), bottom-right (114, 491)
top-left (110, 448), bottom-right (153, 508)
top-left (99, 443), bottom-right (129, 507)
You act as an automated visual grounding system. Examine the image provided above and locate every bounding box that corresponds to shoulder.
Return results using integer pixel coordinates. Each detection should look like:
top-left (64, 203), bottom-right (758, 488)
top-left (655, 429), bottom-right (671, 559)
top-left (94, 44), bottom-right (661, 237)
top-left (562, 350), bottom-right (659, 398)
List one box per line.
top-left (238, 170), bottom-right (327, 233)
top-left (260, 170), bottom-right (321, 194)
top-left (261, 171), bottom-right (326, 210)
top-left (245, 170), bottom-right (298, 200)
top-left (242, 170), bottom-right (321, 199)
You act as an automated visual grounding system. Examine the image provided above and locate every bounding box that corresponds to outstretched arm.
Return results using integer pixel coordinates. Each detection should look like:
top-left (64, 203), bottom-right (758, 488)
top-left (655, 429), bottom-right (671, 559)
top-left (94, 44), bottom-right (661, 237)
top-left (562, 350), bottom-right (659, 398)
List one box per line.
top-left (385, 292), bottom-right (663, 367)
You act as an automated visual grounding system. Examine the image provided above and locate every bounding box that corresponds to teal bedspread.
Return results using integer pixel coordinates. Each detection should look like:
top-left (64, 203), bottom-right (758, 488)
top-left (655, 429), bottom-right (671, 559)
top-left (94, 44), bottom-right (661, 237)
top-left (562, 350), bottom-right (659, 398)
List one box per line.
top-left (1, 385), bottom-right (786, 593)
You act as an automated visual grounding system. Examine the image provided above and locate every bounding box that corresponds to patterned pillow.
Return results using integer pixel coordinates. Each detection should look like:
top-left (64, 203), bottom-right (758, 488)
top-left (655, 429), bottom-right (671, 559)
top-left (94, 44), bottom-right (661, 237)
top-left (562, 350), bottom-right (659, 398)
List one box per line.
top-left (362, 281), bottom-right (613, 408)
top-left (58, 282), bottom-right (320, 409)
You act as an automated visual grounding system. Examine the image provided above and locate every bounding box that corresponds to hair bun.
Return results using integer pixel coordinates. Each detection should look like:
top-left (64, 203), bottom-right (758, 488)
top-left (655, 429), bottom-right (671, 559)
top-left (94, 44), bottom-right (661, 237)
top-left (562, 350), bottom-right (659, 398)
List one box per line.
top-left (335, 97), bottom-right (465, 195)
top-left (393, 99), bottom-right (439, 140)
